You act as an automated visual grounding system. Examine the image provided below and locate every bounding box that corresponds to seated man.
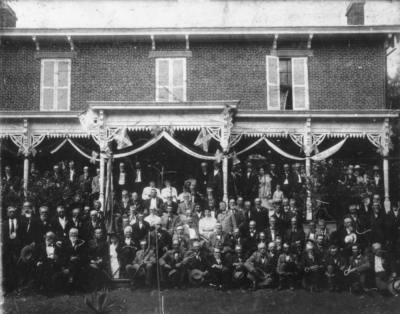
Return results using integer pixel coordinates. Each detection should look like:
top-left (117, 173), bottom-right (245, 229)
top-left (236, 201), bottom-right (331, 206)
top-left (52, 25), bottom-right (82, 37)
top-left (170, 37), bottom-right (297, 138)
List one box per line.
top-left (149, 221), bottom-right (171, 259)
top-left (245, 221), bottom-right (260, 254)
top-left (82, 210), bottom-right (106, 242)
top-left (162, 205), bottom-right (180, 236)
top-left (245, 242), bottom-right (276, 291)
top-left (277, 243), bottom-right (300, 291)
top-left (120, 226), bottom-right (137, 279)
top-left (159, 240), bottom-right (188, 290)
top-left (65, 228), bottom-right (87, 291)
top-left (314, 235), bottom-right (328, 259)
top-left (144, 207), bottom-right (162, 229)
top-left (173, 225), bottom-right (190, 250)
top-left (182, 241), bottom-right (209, 282)
top-left (161, 180), bottom-right (178, 202)
top-left (209, 223), bottom-right (230, 250)
top-left (126, 240), bottom-right (156, 292)
top-left (346, 244), bottom-right (371, 293)
top-left (142, 180), bottom-right (161, 201)
top-left (226, 244), bottom-right (249, 289)
top-left (207, 247), bottom-right (232, 291)
top-left (230, 228), bottom-right (249, 255)
top-left (285, 217), bottom-right (305, 246)
top-left (178, 193), bottom-right (195, 216)
top-left (33, 231), bottom-right (68, 293)
top-left (264, 217), bottom-right (282, 244)
top-left (161, 195), bottom-right (179, 215)
top-left (305, 221), bottom-right (317, 241)
top-left (87, 228), bottom-right (110, 288)
top-left (315, 219), bottom-right (331, 244)
top-left (324, 244), bottom-right (347, 292)
top-left (132, 212), bottom-right (151, 249)
top-left (144, 189), bottom-right (164, 213)
top-left (370, 242), bottom-right (396, 296)
top-left (302, 242), bottom-right (324, 292)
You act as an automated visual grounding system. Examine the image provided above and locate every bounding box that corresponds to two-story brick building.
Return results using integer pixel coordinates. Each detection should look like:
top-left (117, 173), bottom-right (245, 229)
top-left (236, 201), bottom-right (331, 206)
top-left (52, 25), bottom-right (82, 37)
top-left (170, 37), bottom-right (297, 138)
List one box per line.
top-left (0, 1), bottom-right (399, 213)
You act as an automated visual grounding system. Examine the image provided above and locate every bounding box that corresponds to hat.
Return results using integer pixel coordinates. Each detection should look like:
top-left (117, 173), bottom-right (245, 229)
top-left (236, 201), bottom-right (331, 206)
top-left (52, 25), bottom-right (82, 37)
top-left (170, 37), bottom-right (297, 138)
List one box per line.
top-left (388, 277), bottom-right (400, 296)
top-left (188, 269), bottom-right (204, 284)
top-left (344, 233), bottom-right (357, 245)
top-left (252, 268), bottom-right (273, 287)
top-left (232, 270), bottom-right (245, 282)
top-left (21, 245), bottom-right (34, 263)
top-left (373, 166), bottom-right (380, 171)
top-left (168, 269), bottom-right (177, 279)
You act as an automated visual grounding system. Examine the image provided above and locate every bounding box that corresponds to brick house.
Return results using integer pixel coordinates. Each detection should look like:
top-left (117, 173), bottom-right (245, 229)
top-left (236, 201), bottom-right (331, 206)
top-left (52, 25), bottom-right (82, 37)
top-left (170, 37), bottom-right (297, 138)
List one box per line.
top-left (0, 1), bottom-right (399, 214)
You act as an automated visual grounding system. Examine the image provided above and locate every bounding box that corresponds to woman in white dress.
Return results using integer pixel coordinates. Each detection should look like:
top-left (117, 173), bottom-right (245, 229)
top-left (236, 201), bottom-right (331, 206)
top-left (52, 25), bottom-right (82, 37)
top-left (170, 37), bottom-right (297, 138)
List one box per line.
top-left (198, 209), bottom-right (217, 240)
top-left (258, 167), bottom-right (272, 208)
top-left (109, 234), bottom-right (121, 279)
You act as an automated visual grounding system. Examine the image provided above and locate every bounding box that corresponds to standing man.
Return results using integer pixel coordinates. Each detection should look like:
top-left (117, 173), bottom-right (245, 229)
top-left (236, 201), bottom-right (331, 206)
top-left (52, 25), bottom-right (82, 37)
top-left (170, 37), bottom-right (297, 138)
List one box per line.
top-left (196, 162), bottom-right (210, 197)
top-left (114, 162), bottom-right (130, 196)
top-left (51, 206), bottom-right (71, 240)
top-left (228, 161), bottom-right (243, 200)
top-left (217, 201), bottom-right (237, 235)
top-left (144, 188), bottom-right (164, 212)
top-left (268, 163), bottom-right (279, 193)
top-left (2, 165), bottom-right (21, 196)
top-left (132, 162), bottom-right (145, 195)
top-left (291, 163), bottom-right (305, 195)
top-left (249, 198), bottom-right (269, 233)
top-left (209, 161), bottom-right (223, 199)
top-left (91, 167), bottom-right (101, 201)
top-left (280, 164), bottom-right (292, 198)
top-left (242, 162), bottom-right (258, 202)
top-left (79, 166), bottom-right (92, 205)
top-left (65, 160), bottom-right (78, 183)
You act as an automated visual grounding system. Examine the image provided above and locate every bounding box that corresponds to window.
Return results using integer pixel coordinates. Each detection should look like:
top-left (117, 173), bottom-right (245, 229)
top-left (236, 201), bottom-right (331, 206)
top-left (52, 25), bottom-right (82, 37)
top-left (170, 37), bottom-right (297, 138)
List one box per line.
top-left (156, 58), bottom-right (186, 102)
top-left (266, 56), bottom-right (309, 110)
top-left (40, 59), bottom-right (71, 111)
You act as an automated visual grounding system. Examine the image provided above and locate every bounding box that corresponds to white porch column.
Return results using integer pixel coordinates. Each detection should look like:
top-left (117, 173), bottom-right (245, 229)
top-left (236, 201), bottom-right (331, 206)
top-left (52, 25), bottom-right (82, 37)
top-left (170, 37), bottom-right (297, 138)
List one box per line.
top-left (23, 119), bottom-right (29, 197)
top-left (220, 105), bottom-right (234, 204)
top-left (98, 110), bottom-right (106, 210)
top-left (222, 155), bottom-right (228, 204)
top-left (382, 118), bottom-right (391, 213)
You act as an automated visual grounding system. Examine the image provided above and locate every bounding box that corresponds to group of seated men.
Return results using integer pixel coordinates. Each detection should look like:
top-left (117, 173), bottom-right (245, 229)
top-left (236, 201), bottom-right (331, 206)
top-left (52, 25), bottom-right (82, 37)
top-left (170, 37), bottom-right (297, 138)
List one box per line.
top-left (2, 184), bottom-right (400, 297)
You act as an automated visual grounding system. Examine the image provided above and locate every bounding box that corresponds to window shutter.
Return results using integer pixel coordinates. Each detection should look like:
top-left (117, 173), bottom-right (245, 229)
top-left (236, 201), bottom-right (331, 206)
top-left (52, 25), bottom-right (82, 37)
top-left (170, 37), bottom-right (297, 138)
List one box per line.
top-left (172, 59), bottom-right (185, 102)
top-left (42, 60), bottom-right (55, 110)
top-left (266, 56), bottom-right (280, 110)
top-left (156, 59), bottom-right (170, 102)
top-left (56, 60), bottom-right (70, 110)
top-left (292, 57), bottom-right (309, 110)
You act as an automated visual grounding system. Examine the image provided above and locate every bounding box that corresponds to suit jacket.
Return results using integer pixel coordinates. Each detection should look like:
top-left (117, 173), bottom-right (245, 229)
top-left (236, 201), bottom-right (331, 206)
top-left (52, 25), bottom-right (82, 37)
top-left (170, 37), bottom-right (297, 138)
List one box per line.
top-left (349, 254), bottom-right (371, 273)
top-left (149, 229), bottom-right (171, 252)
top-left (207, 254), bottom-right (231, 269)
top-left (244, 251), bottom-right (275, 275)
top-left (301, 253), bottom-right (324, 272)
top-left (271, 213), bottom-right (290, 233)
top-left (113, 170), bottom-right (131, 189)
top-left (386, 210), bottom-right (400, 243)
top-left (209, 170), bottom-right (223, 197)
top-left (291, 171), bottom-right (305, 193)
top-left (132, 168), bottom-right (146, 186)
top-left (2, 217), bottom-right (26, 253)
top-left (226, 252), bottom-right (249, 271)
top-left (208, 231), bottom-right (230, 249)
top-left (19, 215), bottom-right (37, 245)
top-left (343, 213), bottom-right (368, 232)
top-left (64, 238), bottom-right (87, 265)
top-left (133, 248), bottom-right (156, 265)
top-left (315, 228), bottom-right (331, 243)
top-left (245, 228), bottom-right (260, 253)
top-left (91, 175), bottom-right (100, 194)
top-left (160, 201), bottom-right (179, 214)
top-left (172, 234), bottom-right (190, 249)
top-left (182, 249), bottom-right (209, 271)
top-left (79, 174), bottom-right (92, 193)
top-left (242, 171), bottom-right (258, 198)
top-left (88, 239), bottom-right (109, 268)
top-left (217, 210), bottom-right (237, 234)
top-left (230, 236), bottom-right (249, 253)
top-left (116, 200), bottom-right (133, 216)
top-left (51, 217), bottom-right (72, 239)
top-left (177, 202), bottom-right (196, 216)
top-left (69, 217), bottom-right (85, 235)
top-left (369, 253), bottom-right (394, 275)
top-left (249, 207), bottom-right (269, 232)
top-left (144, 197), bottom-right (163, 211)
top-left (268, 170), bottom-right (279, 192)
top-left (264, 227), bottom-right (282, 244)
top-left (29, 217), bottom-right (54, 244)
top-left (196, 171), bottom-right (210, 196)
top-left (33, 242), bottom-right (67, 269)
top-left (276, 253), bottom-right (300, 274)
top-left (285, 227), bottom-right (305, 245)
top-left (228, 171), bottom-right (243, 198)
top-left (279, 172), bottom-right (293, 187)
top-left (82, 220), bottom-right (107, 242)
top-left (231, 208), bottom-right (247, 230)
top-left (323, 254), bottom-right (348, 272)
top-left (65, 169), bottom-right (78, 183)
top-left (159, 248), bottom-right (187, 268)
top-left (2, 174), bottom-right (21, 194)
top-left (368, 212), bottom-right (386, 245)
top-left (161, 214), bottom-right (180, 235)
top-left (131, 221), bottom-right (151, 247)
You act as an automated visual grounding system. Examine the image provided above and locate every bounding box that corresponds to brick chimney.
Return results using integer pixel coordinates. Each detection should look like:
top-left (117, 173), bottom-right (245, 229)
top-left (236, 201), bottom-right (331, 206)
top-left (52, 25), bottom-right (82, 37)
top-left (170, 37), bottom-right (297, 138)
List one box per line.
top-left (346, 1), bottom-right (366, 25)
top-left (0, 1), bottom-right (17, 28)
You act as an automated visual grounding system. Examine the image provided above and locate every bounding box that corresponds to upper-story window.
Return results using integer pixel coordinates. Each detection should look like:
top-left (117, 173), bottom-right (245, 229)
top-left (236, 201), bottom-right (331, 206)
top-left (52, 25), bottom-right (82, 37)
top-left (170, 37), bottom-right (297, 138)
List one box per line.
top-left (156, 58), bottom-right (186, 102)
top-left (40, 59), bottom-right (71, 111)
top-left (266, 56), bottom-right (309, 110)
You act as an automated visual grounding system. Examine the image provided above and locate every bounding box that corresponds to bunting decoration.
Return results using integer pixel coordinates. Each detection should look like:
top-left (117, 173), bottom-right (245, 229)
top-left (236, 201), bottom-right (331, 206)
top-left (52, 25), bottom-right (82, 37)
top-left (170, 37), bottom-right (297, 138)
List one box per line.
top-left (194, 127), bottom-right (212, 152)
top-left (114, 126), bottom-right (133, 150)
top-left (78, 108), bottom-right (99, 132)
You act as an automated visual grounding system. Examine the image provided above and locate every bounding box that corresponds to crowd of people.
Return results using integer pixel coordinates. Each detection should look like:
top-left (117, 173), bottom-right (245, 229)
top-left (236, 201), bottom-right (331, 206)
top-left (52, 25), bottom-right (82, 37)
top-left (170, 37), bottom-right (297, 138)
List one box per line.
top-left (1, 159), bottom-right (399, 299)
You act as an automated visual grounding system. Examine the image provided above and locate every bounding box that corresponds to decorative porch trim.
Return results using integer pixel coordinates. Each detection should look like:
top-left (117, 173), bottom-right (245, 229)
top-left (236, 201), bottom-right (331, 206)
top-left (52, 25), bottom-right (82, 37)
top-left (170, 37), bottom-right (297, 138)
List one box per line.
top-left (148, 51), bottom-right (192, 58)
top-left (34, 52), bottom-right (77, 59)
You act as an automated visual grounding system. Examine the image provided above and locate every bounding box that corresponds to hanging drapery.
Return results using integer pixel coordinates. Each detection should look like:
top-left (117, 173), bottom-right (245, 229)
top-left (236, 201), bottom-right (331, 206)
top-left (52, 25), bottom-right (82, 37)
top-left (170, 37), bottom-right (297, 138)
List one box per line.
top-left (233, 137), bottom-right (348, 161)
top-left (50, 139), bottom-right (68, 154)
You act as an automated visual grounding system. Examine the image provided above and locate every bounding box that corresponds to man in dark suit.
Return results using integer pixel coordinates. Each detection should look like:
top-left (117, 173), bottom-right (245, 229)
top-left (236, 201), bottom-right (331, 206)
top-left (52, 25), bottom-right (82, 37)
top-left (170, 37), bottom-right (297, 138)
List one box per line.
top-left (209, 223), bottom-right (230, 250)
top-left (372, 166), bottom-right (384, 197)
top-left (291, 163), bottom-right (305, 195)
top-left (367, 202), bottom-right (387, 247)
top-left (2, 165), bottom-right (21, 196)
top-left (91, 167), bottom-right (101, 201)
top-left (249, 198), bottom-right (269, 232)
top-left (245, 221), bottom-right (260, 254)
top-left (65, 160), bottom-right (78, 183)
top-left (82, 211), bottom-right (106, 242)
top-left (69, 208), bottom-right (85, 235)
top-left (268, 163), bottom-right (279, 193)
top-left (20, 202), bottom-right (36, 246)
top-left (31, 206), bottom-right (54, 244)
top-left (2, 206), bottom-right (26, 293)
top-left (209, 161), bottom-right (223, 199)
top-left (264, 217), bottom-right (282, 244)
top-left (242, 162), bottom-right (258, 202)
top-left (114, 162), bottom-right (130, 197)
top-left (159, 240), bottom-right (188, 289)
top-left (131, 212), bottom-right (151, 248)
top-left (144, 188), bottom-right (163, 212)
top-left (271, 201), bottom-right (289, 233)
top-left (51, 206), bottom-right (71, 240)
top-left (64, 227), bottom-right (87, 290)
top-left (78, 166), bottom-right (92, 204)
top-left (162, 205), bottom-right (180, 236)
top-left (279, 164), bottom-right (292, 199)
top-left (196, 162), bottom-right (210, 197)
top-left (132, 161), bottom-right (146, 195)
top-left (33, 231), bottom-right (68, 292)
top-left (228, 162), bottom-right (243, 199)
top-left (230, 228), bottom-right (249, 254)
top-left (207, 247), bottom-right (232, 291)
top-left (116, 190), bottom-right (132, 218)
top-left (150, 221), bottom-right (171, 258)
top-left (324, 244), bottom-right (347, 292)
top-left (386, 205), bottom-right (400, 250)
top-left (161, 195), bottom-right (179, 215)
top-left (285, 217), bottom-right (305, 246)
top-left (87, 228), bottom-right (110, 288)
top-left (343, 204), bottom-right (368, 234)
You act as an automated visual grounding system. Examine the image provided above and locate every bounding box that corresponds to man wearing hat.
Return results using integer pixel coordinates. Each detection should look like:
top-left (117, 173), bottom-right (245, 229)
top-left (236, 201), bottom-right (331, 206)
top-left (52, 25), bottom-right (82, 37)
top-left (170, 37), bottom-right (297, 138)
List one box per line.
top-left (207, 247), bottom-right (232, 291)
top-left (245, 242), bottom-right (276, 291)
top-left (126, 239), bottom-right (156, 292)
top-left (346, 243), bottom-right (370, 293)
top-left (161, 180), bottom-right (178, 203)
top-left (159, 240), bottom-right (188, 289)
top-left (196, 162), bottom-right (210, 197)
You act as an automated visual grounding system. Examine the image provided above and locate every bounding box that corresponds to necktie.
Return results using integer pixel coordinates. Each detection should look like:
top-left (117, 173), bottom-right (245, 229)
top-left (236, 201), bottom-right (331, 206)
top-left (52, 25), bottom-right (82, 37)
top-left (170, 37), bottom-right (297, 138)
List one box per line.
top-left (11, 220), bottom-right (15, 233)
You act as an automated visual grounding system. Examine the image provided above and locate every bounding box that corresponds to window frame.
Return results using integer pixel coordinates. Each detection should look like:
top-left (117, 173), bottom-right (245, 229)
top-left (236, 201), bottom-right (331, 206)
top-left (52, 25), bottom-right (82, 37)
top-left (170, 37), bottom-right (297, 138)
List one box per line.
top-left (155, 57), bottom-right (187, 102)
top-left (40, 59), bottom-right (71, 111)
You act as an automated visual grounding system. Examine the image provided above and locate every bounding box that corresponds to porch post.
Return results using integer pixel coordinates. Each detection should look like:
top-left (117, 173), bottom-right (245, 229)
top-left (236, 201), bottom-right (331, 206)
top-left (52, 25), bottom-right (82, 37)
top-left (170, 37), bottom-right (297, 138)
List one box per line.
top-left (23, 119), bottom-right (29, 198)
top-left (304, 119), bottom-right (312, 220)
top-left (382, 118), bottom-right (391, 213)
top-left (98, 110), bottom-right (106, 209)
top-left (222, 156), bottom-right (228, 204)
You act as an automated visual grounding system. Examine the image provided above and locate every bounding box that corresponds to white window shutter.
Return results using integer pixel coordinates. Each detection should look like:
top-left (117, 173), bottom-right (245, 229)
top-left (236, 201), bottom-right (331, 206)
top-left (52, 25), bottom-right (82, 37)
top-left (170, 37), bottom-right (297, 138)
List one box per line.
top-left (156, 59), bottom-right (170, 102)
top-left (266, 56), bottom-right (280, 110)
top-left (56, 60), bottom-right (70, 110)
top-left (292, 57), bottom-right (309, 110)
top-left (41, 60), bottom-right (56, 110)
top-left (172, 58), bottom-right (186, 102)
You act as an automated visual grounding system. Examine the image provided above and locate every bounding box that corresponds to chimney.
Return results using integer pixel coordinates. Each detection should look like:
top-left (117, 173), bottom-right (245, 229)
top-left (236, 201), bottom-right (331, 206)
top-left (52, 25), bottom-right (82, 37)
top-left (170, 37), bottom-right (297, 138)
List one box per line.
top-left (346, 1), bottom-right (366, 25)
top-left (0, 1), bottom-right (17, 28)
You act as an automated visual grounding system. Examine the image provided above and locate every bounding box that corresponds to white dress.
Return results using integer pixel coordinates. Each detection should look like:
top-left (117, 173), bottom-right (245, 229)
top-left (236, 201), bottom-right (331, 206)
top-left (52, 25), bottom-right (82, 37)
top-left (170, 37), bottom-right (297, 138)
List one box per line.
top-left (198, 217), bottom-right (217, 240)
top-left (110, 243), bottom-right (120, 279)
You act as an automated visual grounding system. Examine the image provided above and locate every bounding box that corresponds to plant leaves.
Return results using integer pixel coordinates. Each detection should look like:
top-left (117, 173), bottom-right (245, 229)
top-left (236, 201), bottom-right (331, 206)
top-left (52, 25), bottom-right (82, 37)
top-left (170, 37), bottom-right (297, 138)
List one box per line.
top-left (85, 297), bottom-right (99, 313)
top-left (104, 299), bottom-right (118, 310)
top-left (98, 293), bottom-right (107, 311)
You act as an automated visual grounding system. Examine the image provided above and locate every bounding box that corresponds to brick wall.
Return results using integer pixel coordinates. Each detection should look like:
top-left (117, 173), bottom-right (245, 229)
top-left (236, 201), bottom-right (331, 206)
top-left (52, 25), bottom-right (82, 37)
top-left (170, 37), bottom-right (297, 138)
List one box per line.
top-left (0, 39), bottom-right (385, 111)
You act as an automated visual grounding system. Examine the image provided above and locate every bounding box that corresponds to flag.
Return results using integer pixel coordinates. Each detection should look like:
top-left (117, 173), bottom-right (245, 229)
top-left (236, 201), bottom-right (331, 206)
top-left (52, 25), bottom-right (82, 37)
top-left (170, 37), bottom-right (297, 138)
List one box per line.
top-left (78, 108), bottom-right (98, 131)
top-left (194, 127), bottom-right (212, 152)
top-left (114, 127), bottom-right (132, 150)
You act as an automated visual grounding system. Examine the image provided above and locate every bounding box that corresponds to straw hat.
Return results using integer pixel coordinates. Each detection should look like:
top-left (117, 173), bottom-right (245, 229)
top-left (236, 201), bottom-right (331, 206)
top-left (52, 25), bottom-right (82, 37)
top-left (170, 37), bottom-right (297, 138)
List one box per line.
top-left (188, 269), bottom-right (204, 284)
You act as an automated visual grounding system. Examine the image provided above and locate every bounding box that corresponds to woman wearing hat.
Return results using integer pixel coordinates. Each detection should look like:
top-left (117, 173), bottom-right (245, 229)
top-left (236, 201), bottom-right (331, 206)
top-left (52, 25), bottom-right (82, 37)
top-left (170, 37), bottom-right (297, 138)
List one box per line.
top-left (258, 167), bottom-right (272, 208)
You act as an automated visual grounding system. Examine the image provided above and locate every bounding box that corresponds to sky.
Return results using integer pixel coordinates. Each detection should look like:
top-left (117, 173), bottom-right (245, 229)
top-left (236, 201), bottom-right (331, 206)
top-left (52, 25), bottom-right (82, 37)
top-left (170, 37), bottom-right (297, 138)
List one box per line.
top-left (5, 0), bottom-right (400, 76)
